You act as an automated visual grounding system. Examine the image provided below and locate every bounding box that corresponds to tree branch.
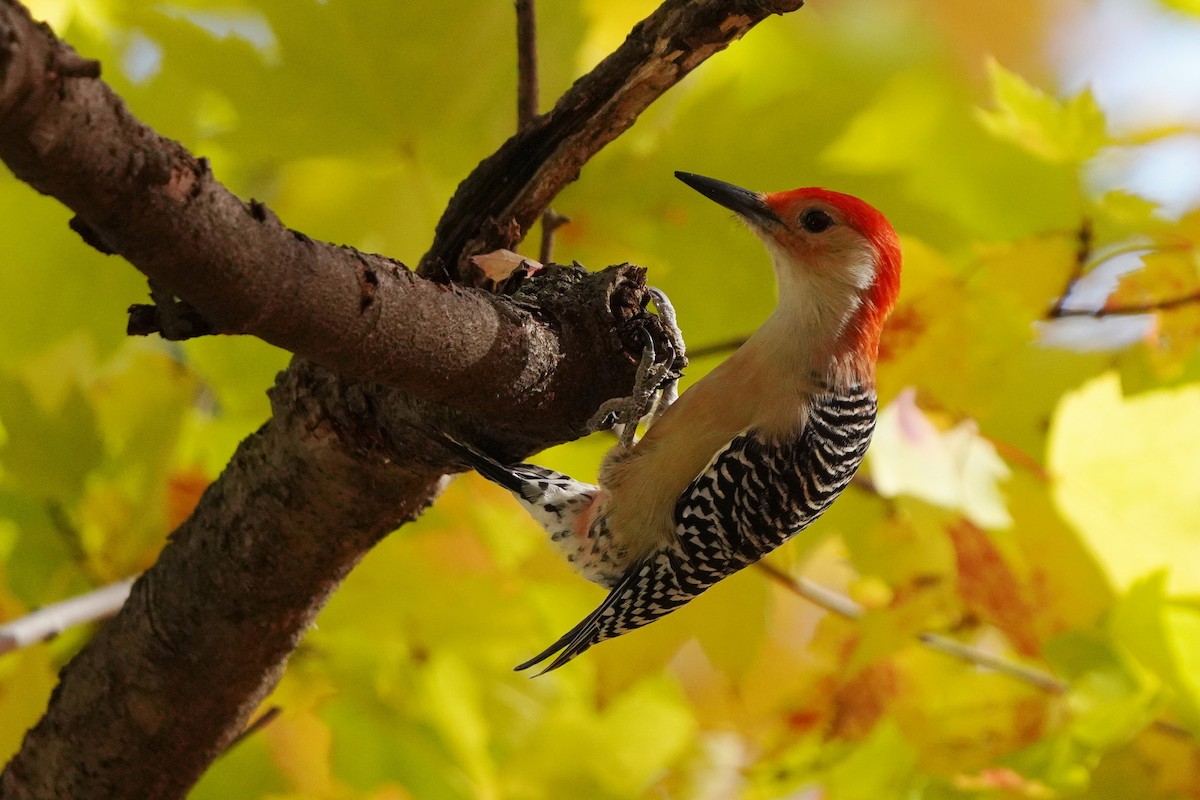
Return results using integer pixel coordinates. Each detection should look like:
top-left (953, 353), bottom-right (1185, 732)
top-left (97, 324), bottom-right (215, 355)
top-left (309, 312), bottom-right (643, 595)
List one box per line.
top-left (1048, 289), bottom-right (1200, 319)
top-left (516, 0), bottom-right (539, 131)
top-left (0, 7), bottom-right (635, 429)
top-left (1046, 217), bottom-right (1093, 319)
top-left (421, 0), bottom-right (805, 281)
top-left (0, 0), bottom-right (807, 796)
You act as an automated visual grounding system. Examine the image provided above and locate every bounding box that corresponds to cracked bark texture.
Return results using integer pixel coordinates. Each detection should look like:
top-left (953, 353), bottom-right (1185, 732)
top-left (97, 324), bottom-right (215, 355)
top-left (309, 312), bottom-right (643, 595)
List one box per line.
top-left (0, 0), bottom-right (805, 796)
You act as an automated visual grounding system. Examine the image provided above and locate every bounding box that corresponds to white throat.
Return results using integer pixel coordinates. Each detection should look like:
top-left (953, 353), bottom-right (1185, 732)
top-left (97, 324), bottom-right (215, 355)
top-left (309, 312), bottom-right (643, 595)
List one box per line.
top-left (755, 238), bottom-right (875, 380)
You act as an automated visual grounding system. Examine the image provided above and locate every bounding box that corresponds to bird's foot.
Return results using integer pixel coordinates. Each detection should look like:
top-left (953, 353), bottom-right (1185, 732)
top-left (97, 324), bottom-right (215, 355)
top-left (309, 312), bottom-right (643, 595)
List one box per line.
top-left (587, 288), bottom-right (686, 447)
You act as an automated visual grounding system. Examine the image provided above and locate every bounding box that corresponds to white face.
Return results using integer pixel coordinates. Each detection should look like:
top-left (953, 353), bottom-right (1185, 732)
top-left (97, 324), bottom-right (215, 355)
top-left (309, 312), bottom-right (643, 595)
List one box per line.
top-left (753, 201), bottom-right (878, 342)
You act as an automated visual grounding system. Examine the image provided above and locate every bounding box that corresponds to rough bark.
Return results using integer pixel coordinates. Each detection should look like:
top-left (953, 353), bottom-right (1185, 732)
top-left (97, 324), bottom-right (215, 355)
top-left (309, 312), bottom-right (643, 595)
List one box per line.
top-left (0, 0), bottom-right (804, 796)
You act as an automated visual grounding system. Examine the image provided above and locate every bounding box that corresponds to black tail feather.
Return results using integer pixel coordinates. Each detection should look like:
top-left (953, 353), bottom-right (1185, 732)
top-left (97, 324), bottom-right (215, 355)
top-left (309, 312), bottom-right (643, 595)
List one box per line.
top-left (438, 433), bottom-right (531, 496)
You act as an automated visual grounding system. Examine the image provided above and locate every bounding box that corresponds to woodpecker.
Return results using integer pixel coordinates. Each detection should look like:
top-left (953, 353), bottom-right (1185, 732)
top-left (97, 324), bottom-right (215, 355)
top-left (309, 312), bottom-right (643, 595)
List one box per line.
top-left (448, 172), bottom-right (902, 672)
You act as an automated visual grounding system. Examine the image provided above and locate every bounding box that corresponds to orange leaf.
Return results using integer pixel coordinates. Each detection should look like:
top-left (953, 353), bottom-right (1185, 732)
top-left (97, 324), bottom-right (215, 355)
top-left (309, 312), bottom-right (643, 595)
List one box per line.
top-left (947, 519), bottom-right (1040, 656)
top-left (829, 661), bottom-right (899, 741)
top-left (166, 468), bottom-right (210, 530)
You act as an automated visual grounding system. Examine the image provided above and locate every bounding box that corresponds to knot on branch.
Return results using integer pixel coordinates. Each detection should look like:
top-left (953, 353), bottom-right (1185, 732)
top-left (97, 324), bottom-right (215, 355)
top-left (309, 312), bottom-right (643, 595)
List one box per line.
top-left (127, 284), bottom-right (217, 340)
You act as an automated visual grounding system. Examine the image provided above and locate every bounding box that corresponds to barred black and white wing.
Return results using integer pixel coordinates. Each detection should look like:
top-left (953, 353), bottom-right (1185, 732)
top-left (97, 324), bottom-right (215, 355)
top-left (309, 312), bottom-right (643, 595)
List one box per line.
top-left (517, 386), bottom-right (877, 673)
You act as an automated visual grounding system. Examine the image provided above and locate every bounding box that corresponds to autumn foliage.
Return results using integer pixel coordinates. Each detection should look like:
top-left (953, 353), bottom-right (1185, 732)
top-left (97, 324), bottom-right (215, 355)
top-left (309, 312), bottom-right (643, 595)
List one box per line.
top-left (2, 0), bottom-right (1200, 797)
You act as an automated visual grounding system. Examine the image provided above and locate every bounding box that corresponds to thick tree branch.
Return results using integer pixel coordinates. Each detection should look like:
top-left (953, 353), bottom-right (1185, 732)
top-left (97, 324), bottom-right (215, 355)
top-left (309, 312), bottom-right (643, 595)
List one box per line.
top-left (0, 3), bottom-right (648, 431)
top-left (0, 0), bottom-right (806, 795)
top-left (422, 0), bottom-right (805, 281)
top-left (2, 366), bottom-right (447, 798)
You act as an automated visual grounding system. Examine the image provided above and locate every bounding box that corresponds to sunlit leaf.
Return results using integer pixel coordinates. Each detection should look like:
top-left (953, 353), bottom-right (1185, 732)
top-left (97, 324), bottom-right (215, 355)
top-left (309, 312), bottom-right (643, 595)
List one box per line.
top-left (977, 59), bottom-right (1108, 164)
top-left (824, 719), bottom-right (919, 800)
top-left (1048, 372), bottom-right (1200, 593)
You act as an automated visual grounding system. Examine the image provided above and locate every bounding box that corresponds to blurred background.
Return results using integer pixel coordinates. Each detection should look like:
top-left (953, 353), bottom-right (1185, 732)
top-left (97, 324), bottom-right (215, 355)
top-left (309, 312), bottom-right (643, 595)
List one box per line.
top-left (2, 0), bottom-right (1200, 797)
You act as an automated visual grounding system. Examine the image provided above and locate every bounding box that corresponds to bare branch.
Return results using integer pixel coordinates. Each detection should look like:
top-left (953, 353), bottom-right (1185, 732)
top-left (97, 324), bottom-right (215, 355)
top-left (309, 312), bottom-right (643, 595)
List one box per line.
top-left (422, 0), bottom-right (806, 281)
top-left (755, 562), bottom-right (1068, 692)
top-left (1046, 217), bottom-right (1094, 319)
top-left (221, 706), bottom-right (281, 754)
top-left (514, 1), bottom-right (569, 278)
top-left (516, 0), bottom-right (538, 131)
top-left (1049, 289), bottom-right (1200, 319)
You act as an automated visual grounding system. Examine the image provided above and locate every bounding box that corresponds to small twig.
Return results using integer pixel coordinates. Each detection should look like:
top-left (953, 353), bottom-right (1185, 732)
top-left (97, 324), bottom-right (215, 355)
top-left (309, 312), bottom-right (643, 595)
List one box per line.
top-left (913, 631), bottom-right (1066, 694)
top-left (51, 51), bottom-right (101, 79)
top-left (1044, 226), bottom-right (1200, 320)
top-left (1050, 289), bottom-right (1200, 319)
top-left (687, 336), bottom-right (749, 360)
top-left (755, 562), bottom-right (1067, 691)
top-left (515, 0), bottom-right (538, 132)
top-left (538, 209), bottom-right (569, 265)
top-left (127, 298), bottom-right (217, 339)
top-left (514, 0), bottom-right (570, 268)
top-left (0, 579), bottom-right (134, 656)
top-left (1047, 217), bottom-right (1093, 318)
top-left (45, 501), bottom-right (108, 584)
top-left (221, 706), bottom-right (282, 754)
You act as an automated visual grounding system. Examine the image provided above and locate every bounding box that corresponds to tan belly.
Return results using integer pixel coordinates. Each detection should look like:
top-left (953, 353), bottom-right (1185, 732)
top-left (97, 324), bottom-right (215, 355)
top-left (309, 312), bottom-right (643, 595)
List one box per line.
top-left (598, 349), bottom-right (812, 559)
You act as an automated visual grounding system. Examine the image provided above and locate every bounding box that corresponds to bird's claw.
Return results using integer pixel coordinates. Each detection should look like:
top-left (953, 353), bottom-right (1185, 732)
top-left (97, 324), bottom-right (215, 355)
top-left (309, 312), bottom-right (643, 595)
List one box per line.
top-left (586, 288), bottom-right (686, 447)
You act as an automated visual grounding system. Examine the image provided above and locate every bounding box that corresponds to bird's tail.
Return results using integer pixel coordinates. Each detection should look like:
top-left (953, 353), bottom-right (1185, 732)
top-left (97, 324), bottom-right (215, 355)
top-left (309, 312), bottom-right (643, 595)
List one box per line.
top-left (516, 541), bottom-right (721, 674)
top-left (438, 433), bottom-right (533, 498)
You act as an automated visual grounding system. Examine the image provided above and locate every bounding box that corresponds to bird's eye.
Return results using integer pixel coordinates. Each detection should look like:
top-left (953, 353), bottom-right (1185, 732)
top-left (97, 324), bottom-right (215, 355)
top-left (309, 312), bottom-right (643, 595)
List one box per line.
top-left (800, 208), bottom-right (834, 234)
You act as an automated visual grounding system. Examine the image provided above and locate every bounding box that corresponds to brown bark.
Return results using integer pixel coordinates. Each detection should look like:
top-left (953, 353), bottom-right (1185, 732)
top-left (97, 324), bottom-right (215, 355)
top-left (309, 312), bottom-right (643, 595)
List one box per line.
top-left (0, 0), bottom-right (805, 796)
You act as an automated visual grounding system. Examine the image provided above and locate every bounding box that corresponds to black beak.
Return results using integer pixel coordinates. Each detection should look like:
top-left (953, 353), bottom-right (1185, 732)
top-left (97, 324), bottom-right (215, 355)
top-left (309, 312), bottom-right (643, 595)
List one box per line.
top-left (675, 171), bottom-right (781, 227)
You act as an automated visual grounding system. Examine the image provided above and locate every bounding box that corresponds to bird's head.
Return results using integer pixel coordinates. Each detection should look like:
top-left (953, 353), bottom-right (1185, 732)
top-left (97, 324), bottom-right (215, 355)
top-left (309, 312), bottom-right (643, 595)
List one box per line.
top-left (676, 171), bottom-right (901, 369)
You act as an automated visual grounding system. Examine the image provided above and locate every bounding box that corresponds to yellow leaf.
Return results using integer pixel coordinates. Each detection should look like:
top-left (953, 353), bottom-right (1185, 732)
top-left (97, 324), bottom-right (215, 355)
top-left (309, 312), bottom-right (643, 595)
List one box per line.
top-left (977, 59), bottom-right (1108, 163)
top-left (0, 646), bottom-right (58, 763)
top-left (1160, 0), bottom-right (1200, 15)
top-left (1049, 372), bottom-right (1200, 592)
top-left (972, 234), bottom-right (1079, 323)
top-left (420, 654), bottom-right (497, 799)
top-left (1111, 572), bottom-right (1200, 729)
top-left (591, 677), bottom-right (696, 796)
top-left (266, 709), bottom-right (336, 796)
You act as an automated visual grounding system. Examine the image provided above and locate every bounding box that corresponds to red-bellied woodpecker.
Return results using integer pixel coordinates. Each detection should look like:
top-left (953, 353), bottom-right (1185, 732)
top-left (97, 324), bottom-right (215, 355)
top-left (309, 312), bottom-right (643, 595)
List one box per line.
top-left (447, 172), bottom-right (902, 672)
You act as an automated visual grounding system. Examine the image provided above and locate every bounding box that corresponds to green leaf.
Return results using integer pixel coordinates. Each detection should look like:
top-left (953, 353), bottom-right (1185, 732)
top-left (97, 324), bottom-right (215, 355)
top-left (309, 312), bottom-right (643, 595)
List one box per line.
top-left (825, 719), bottom-right (919, 800)
top-left (1111, 571), bottom-right (1200, 730)
top-left (1044, 630), bottom-right (1158, 749)
top-left (0, 376), bottom-right (103, 503)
